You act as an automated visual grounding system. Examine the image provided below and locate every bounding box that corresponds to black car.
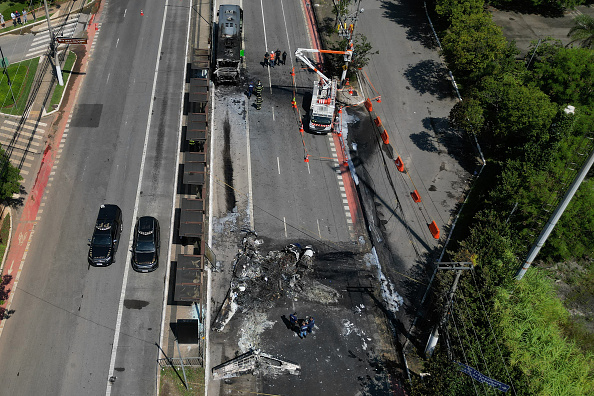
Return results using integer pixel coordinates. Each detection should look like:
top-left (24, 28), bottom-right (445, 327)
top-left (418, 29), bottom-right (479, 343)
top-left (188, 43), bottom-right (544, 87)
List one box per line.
top-left (132, 216), bottom-right (160, 272)
top-left (88, 204), bottom-right (122, 266)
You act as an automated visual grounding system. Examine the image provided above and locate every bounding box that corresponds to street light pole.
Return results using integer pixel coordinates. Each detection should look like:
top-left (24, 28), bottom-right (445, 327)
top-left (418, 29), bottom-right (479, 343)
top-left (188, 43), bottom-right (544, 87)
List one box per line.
top-left (43, 0), bottom-right (63, 86)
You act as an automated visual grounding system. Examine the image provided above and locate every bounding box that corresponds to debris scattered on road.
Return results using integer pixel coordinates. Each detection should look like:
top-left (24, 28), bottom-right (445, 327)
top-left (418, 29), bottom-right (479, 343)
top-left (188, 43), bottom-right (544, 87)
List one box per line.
top-left (213, 231), bottom-right (326, 332)
top-left (212, 349), bottom-right (301, 380)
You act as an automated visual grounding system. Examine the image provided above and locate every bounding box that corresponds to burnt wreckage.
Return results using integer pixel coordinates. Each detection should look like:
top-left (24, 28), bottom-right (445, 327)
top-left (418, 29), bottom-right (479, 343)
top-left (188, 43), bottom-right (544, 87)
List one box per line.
top-left (213, 4), bottom-right (242, 84)
top-left (212, 232), bottom-right (319, 332)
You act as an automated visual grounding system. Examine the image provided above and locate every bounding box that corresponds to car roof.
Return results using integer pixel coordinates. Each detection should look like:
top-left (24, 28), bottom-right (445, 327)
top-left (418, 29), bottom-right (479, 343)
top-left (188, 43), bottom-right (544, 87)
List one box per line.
top-left (97, 204), bottom-right (121, 220)
top-left (137, 216), bottom-right (157, 233)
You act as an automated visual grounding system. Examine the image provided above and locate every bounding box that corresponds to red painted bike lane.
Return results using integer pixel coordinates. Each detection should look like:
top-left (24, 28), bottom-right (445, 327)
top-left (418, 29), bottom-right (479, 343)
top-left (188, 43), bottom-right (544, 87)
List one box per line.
top-left (0, 4), bottom-right (104, 336)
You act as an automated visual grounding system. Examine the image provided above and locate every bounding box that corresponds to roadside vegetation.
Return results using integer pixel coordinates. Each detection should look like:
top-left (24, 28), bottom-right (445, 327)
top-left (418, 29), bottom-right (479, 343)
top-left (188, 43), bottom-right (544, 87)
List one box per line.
top-left (412, 0), bottom-right (594, 395)
top-left (0, 56), bottom-right (39, 115)
top-left (159, 366), bottom-right (205, 396)
top-left (46, 50), bottom-right (75, 112)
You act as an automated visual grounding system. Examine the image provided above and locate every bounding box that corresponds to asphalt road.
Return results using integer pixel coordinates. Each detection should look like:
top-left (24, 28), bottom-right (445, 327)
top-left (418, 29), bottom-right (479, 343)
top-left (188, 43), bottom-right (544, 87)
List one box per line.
top-left (0, 1), bottom-right (189, 395)
top-left (351, 0), bottom-right (473, 347)
top-left (206, 1), bottom-right (401, 395)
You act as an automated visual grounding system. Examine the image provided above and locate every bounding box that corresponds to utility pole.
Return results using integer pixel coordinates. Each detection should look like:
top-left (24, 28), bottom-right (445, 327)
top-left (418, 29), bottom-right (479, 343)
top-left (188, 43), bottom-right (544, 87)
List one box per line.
top-left (338, 0), bottom-right (363, 87)
top-left (425, 261), bottom-right (473, 358)
top-left (516, 147), bottom-right (594, 280)
top-left (43, 0), bottom-right (63, 86)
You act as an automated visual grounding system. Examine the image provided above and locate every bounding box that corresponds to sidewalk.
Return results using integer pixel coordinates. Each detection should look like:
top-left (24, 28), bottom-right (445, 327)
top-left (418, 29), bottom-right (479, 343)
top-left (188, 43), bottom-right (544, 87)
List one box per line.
top-left (0, 0), bottom-right (98, 334)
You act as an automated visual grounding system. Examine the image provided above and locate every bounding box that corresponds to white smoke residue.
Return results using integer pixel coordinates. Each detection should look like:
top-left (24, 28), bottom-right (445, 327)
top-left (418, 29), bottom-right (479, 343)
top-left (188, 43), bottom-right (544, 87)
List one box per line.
top-left (364, 248), bottom-right (403, 313)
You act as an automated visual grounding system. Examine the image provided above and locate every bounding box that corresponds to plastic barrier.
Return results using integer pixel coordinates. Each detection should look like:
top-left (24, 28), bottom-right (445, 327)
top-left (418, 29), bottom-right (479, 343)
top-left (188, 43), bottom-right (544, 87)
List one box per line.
top-left (428, 221), bottom-right (440, 239)
top-left (395, 156), bottom-right (404, 172)
top-left (381, 129), bottom-right (389, 144)
top-left (374, 116), bottom-right (382, 127)
top-left (411, 190), bottom-right (421, 203)
top-left (364, 98), bottom-right (373, 112)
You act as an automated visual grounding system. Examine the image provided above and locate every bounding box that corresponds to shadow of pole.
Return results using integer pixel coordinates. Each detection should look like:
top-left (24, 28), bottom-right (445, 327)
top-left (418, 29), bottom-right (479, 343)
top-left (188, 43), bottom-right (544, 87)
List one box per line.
top-left (155, 342), bottom-right (189, 390)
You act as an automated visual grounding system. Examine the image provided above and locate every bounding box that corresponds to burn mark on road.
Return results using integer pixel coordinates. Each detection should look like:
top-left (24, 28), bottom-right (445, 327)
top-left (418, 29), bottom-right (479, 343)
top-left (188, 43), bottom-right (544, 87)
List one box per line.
top-left (223, 114), bottom-right (236, 211)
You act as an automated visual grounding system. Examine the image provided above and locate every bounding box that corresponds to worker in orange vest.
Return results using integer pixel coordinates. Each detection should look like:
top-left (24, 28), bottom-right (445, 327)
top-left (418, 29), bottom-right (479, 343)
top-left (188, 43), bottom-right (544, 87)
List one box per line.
top-left (269, 50), bottom-right (275, 68)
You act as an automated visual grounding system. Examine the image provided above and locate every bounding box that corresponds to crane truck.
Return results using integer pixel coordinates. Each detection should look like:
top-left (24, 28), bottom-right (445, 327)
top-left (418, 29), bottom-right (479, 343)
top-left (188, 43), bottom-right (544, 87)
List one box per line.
top-left (294, 48), bottom-right (352, 133)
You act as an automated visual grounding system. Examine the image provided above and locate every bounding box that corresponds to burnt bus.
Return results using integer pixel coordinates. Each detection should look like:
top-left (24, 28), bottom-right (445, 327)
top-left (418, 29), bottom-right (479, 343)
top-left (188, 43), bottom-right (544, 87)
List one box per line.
top-left (214, 4), bottom-right (243, 84)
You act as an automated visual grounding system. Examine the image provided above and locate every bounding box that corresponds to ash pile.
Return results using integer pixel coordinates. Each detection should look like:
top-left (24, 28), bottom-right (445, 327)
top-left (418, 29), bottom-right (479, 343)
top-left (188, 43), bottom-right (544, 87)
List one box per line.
top-left (213, 231), bottom-right (315, 332)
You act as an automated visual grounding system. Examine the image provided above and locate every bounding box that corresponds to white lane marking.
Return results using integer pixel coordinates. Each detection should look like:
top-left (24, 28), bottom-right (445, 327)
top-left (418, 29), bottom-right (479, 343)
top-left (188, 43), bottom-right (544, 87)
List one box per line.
top-left (272, 106), bottom-right (275, 121)
top-left (307, 160), bottom-right (310, 174)
top-left (105, 0), bottom-right (171, 394)
top-left (124, 9), bottom-right (127, 18)
top-left (259, 0), bottom-right (272, 88)
top-left (280, 0), bottom-right (294, 69)
top-left (284, 216), bottom-right (287, 237)
top-left (106, 72), bottom-right (110, 84)
top-left (116, 38), bottom-right (119, 48)
top-left (317, 218), bottom-right (321, 238)
top-left (277, 156), bottom-right (281, 174)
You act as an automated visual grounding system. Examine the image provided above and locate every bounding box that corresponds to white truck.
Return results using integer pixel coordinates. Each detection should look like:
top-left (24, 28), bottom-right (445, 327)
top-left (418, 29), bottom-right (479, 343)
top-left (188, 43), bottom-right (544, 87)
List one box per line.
top-left (294, 48), bottom-right (352, 133)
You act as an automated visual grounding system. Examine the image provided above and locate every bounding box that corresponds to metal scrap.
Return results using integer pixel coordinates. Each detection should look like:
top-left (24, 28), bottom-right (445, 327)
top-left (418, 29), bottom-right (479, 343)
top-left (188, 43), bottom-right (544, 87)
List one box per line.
top-left (212, 231), bottom-right (315, 332)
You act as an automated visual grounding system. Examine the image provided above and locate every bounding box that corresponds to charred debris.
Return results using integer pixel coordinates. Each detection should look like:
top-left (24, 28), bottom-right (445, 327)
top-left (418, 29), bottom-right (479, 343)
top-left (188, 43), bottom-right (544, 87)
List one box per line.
top-left (213, 231), bottom-right (319, 332)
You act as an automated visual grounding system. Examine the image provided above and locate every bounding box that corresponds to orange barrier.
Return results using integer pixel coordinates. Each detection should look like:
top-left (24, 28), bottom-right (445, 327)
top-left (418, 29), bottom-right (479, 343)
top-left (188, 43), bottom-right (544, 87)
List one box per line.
top-left (411, 190), bottom-right (421, 203)
top-left (374, 116), bottom-right (382, 127)
top-left (381, 129), bottom-right (389, 144)
top-left (428, 221), bottom-right (440, 239)
top-left (364, 98), bottom-right (373, 112)
top-left (395, 156), bottom-right (404, 172)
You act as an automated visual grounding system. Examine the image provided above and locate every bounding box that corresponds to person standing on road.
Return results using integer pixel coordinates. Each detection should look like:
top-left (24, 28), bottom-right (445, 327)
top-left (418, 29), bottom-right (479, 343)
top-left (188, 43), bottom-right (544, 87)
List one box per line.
top-left (254, 80), bottom-right (263, 97)
top-left (299, 320), bottom-right (308, 338)
top-left (264, 52), bottom-right (269, 67)
top-left (282, 51), bottom-right (287, 65)
top-left (32, 9), bottom-right (36, 21)
top-left (10, 12), bottom-right (16, 27)
top-left (247, 81), bottom-right (254, 99)
top-left (0, 14), bottom-right (5, 29)
top-left (269, 51), bottom-right (275, 68)
top-left (289, 312), bottom-right (298, 330)
top-left (307, 317), bottom-right (315, 333)
top-left (15, 11), bottom-right (21, 25)
top-left (255, 94), bottom-right (263, 110)
top-left (22, 10), bottom-right (27, 24)
top-left (275, 49), bottom-right (281, 66)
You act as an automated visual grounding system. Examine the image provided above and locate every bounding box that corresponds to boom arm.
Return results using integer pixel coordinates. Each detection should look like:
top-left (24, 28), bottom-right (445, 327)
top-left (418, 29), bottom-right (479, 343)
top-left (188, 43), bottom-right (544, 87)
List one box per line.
top-left (294, 48), bottom-right (353, 90)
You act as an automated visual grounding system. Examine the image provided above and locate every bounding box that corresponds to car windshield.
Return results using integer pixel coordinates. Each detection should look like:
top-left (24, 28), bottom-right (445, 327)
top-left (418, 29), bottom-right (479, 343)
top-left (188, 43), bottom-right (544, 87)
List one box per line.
top-left (92, 234), bottom-right (112, 246)
top-left (311, 115), bottom-right (332, 125)
top-left (136, 240), bottom-right (155, 252)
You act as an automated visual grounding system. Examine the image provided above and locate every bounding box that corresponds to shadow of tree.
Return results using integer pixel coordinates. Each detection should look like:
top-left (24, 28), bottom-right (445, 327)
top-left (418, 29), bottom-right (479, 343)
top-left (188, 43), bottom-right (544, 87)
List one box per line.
top-left (379, 0), bottom-right (438, 50)
top-left (410, 131), bottom-right (439, 153)
top-left (403, 59), bottom-right (454, 99)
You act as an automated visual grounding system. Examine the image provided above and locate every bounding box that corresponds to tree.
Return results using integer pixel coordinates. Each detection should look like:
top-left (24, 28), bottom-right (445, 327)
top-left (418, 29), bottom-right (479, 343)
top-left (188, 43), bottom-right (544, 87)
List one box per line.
top-left (530, 46), bottom-right (594, 107)
top-left (0, 149), bottom-right (22, 202)
top-left (441, 13), bottom-right (508, 83)
top-left (435, 0), bottom-right (485, 24)
top-left (567, 14), bottom-right (594, 49)
top-left (330, 33), bottom-right (378, 78)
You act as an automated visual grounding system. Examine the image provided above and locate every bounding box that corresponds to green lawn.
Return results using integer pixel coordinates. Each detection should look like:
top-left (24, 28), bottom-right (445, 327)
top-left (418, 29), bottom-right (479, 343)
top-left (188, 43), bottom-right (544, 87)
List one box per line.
top-left (46, 50), bottom-right (76, 112)
top-left (0, 1), bottom-right (47, 30)
top-left (0, 212), bottom-right (10, 265)
top-left (160, 366), bottom-right (205, 396)
top-left (0, 57), bottom-right (40, 116)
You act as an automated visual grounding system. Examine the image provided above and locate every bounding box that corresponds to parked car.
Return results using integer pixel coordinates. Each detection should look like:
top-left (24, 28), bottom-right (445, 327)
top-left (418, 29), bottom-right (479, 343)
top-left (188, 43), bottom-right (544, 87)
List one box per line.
top-left (88, 204), bottom-right (122, 266)
top-left (131, 216), bottom-right (160, 272)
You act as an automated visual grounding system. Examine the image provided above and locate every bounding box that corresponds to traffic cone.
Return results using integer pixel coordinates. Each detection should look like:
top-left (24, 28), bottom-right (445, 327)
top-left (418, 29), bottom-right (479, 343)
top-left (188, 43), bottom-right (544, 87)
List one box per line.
top-left (299, 125), bottom-right (305, 134)
top-left (141, 10), bottom-right (144, 16)
top-left (292, 97), bottom-right (297, 108)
